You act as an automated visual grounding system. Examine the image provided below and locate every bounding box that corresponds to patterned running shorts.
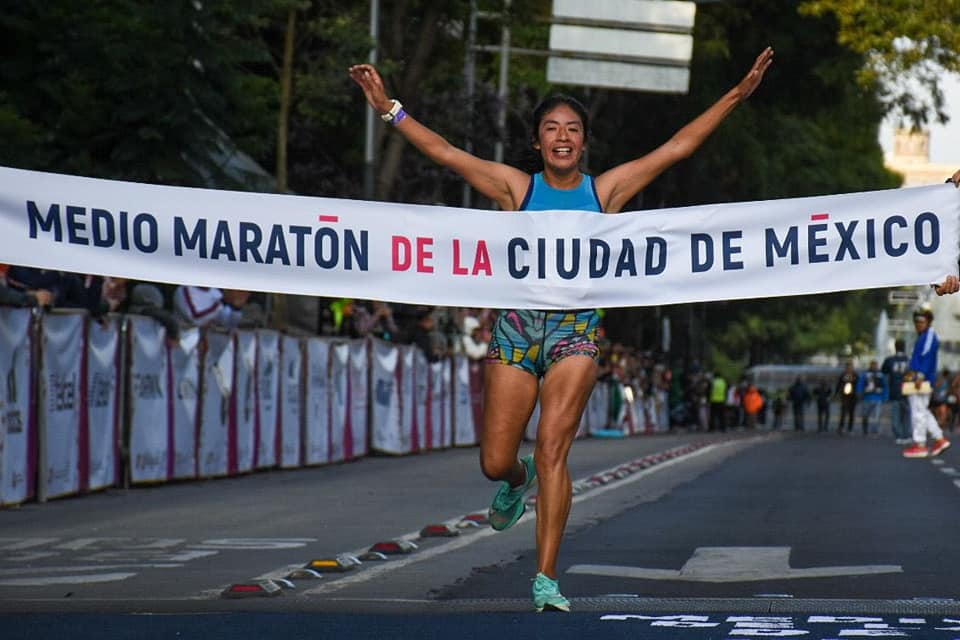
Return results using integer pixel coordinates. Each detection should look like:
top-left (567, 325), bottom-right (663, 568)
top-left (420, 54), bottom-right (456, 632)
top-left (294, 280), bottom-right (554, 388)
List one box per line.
top-left (486, 309), bottom-right (601, 378)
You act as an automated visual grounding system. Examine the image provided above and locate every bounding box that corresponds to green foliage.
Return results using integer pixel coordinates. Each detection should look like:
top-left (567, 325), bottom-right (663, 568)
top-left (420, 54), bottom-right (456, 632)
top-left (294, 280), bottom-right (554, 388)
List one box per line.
top-left (0, 0), bottom-right (276, 187)
top-left (800, 0), bottom-right (960, 126)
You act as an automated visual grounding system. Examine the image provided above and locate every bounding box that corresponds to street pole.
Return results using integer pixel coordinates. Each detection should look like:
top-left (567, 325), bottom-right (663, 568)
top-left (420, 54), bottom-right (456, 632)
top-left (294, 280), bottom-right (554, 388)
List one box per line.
top-left (363, 0), bottom-right (380, 200)
top-left (462, 0), bottom-right (478, 208)
top-left (493, 0), bottom-right (511, 166)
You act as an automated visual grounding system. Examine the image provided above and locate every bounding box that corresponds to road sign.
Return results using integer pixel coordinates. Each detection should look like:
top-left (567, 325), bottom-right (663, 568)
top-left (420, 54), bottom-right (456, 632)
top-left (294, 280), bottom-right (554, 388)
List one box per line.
top-left (888, 289), bottom-right (923, 306)
top-left (548, 0), bottom-right (696, 93)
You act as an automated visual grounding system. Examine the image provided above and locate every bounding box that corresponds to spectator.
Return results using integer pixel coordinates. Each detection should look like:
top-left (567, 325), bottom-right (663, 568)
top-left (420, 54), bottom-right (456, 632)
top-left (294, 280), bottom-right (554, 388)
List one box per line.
top-left (931, 368), bottom-right (952, 430)
top-left (771, 388), bottom-right (786, 430)
top-left (173, 286), bottom-right (249, 329)
top-left (836, 362), bottom-right (858, 434)
top-left (813, 380), bottom-right (832, 433)
top-left (409, 306), bottom-right (443, 362)
top-left (0, 264), bottom-right (53, 308)
top-left (949, 370), bottom-right (960, 433)
top-left (743, 383), bottom-right (764, 429)
top-left (353, 300), bottom-right (399, 341)
top-left (5, 266), bottom-right (67, 306)
top-left (856, 359), bottom-right (887, 436)
top-left (788, 377), bottom-right (811, 432)
top-left (127, 283), bottom-right (180, 344)
top-left (725, 380), bottom-right (741, 431)
top-left (461, 314), bottom-right (489, 360)
top-left (709, 371), bottom-right (727, 432)
top-left (882, 338), bottom-right (912, 445)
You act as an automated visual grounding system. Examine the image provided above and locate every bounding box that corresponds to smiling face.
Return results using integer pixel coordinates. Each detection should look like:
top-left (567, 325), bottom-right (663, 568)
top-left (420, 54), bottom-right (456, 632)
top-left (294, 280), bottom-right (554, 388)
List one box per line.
top-left (533, 103), bottom-right (586, 174)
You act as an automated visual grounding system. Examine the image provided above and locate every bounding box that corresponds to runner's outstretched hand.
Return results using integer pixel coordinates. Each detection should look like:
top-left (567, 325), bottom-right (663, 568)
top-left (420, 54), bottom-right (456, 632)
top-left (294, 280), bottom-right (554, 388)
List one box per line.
top-left (736, 47), bottom-right (774, 100)
top-left (349, 64), bottom-right (392, 115)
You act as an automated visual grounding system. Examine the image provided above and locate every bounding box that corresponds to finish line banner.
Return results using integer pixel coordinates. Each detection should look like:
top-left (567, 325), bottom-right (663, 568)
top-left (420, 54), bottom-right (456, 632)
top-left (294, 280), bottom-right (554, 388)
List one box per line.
top-left (1, 166), bottom-right (958, 309)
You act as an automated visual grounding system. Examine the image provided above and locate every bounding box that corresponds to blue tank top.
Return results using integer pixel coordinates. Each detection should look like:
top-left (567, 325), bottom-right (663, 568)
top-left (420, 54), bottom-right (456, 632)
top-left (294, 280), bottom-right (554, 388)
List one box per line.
top-left (519, 172), bottom-right (603, 212)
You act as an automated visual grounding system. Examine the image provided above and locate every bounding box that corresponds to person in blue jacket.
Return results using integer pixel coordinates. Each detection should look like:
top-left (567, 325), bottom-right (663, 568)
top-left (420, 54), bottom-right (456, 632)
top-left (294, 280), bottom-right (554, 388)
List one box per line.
top-left (903, 307), bottom-right (951, 458)
top-left (350, 48), bottom-right (773, 611)
top-left (855, 360), bottom-right (887, 436)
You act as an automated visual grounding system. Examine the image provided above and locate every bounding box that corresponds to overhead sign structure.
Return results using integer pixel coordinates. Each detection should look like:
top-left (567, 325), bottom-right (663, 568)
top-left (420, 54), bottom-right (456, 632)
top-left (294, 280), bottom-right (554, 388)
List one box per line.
top-left (547, 0), bottom-right (696, 93)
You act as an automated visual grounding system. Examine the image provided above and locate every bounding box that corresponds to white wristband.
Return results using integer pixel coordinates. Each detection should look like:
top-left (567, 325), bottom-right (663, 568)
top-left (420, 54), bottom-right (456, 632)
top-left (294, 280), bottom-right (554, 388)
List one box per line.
top-left (380, 99), bottom-right (403, 123)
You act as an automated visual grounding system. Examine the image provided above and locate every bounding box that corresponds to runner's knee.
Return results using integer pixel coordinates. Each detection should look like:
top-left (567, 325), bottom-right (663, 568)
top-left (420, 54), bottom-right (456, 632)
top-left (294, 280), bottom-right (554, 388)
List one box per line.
top-left (479, 450), bottom-right (516, 482)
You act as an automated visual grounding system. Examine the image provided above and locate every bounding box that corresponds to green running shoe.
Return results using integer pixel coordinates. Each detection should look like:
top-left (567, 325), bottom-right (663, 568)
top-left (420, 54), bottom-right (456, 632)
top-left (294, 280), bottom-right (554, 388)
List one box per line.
top-left (532, 572), bottom-right (570, 613)
top-left (488, 454), bottom-right (537, 531)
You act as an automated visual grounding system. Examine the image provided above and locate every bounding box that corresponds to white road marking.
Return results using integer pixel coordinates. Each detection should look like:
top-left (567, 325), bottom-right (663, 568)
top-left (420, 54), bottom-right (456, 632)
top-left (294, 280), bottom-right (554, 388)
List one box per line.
top-left (568, 547), bottom-right (902, 583)
top-left (0, 538), bottom-right (60, 550)
top-left (194, 538), bottom-right (316, 550)
top-left (301, 440), bottom-right (739, 596)
top-left (0, 572), bottom-right (137, 586)
top-left (0, 564), bottom-right (181, 576)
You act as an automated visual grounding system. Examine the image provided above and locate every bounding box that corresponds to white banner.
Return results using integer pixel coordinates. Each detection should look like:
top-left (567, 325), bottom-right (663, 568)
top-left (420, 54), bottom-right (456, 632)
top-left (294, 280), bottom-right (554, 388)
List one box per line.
top-left (0, 308), bottom-right (35, 505)
top-left (371, 340), bottom-right (405, 455)
top-left (40, 312), bottom-right (84, 499)
top-left (128, 316), bottom-right (170, 483)
top-left (279, 335), bottom-right (302, 468)
top-left (3, 166), bottom-right (958, 309)
top-left (169, 327), bottom-right (200, 479)
top-left (303, 337), bottom-right (331, 465)
top-left (85, 317), bottom-right (119, 491)
top-left (233, 330), bottom-right (257, 473)
top-left (198, 330), bottom-right (233, 477)
top-left (330, 343), bottom-right (349, 463)
top-left (255, 330), bottom-right (280, 469)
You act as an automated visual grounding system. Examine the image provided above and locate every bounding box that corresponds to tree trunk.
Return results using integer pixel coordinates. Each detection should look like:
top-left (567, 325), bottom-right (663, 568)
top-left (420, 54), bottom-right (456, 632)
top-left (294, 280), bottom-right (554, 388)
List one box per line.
top-left (276, 6), bottom-right (296, 193)
top-left (375, 4), bottom-right (441, 200)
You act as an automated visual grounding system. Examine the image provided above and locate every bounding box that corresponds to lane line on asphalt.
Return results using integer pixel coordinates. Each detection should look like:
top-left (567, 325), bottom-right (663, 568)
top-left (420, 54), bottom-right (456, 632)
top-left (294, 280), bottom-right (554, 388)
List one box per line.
top-left (296, 438), bottom-right (758, 596)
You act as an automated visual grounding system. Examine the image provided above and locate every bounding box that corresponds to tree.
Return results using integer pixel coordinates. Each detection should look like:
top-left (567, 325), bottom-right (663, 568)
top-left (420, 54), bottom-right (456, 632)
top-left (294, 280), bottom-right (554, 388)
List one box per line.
top-left (799, 0), bottom-right (960, 127)
top-left (0, 1), bottom-right (278, 188)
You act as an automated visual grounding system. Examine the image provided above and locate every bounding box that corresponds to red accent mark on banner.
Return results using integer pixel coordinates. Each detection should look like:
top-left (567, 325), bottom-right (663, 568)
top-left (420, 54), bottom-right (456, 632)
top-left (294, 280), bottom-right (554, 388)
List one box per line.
top-left (318, 215), bottom-right (339, 223)
top-left (810, 213), bottom-right (829, 221)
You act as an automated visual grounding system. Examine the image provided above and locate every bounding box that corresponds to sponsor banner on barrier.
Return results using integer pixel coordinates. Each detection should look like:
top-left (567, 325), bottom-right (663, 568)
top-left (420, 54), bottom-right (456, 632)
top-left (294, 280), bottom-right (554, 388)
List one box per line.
top-left (0, 308), bottom-right (36, 505)
top-left (453, 355), bottom-right (477, 447)
top-left (303, 338), bottom-right (331, 465)
top-left (586, 383), bottom-right (607, 434)
top-left (199, 331), bottom-right (233, 477)
top-left (4, 166), bottom-right (959, 309)
top-left (371, 340), bottom-right (405, 455)
top-left (330, 343), bottom-right (349, 462)
top-left (348, 340), bottom-right (370, 458)
top-left (414, 349), bottom-right (429, 450)
top-left (255, 329), bottom-right (280, 469)
top-left (169, 327), bottom-right (200, 479)
top-left (400, 346), bottom-right (417, 452)
top-left (40, 312), bottom-right (84, 499)
top-left (279, 335), bottom-right (302, 468)
top-left (128, 316), bottom-right (170, 483)
top-left (233, 331), bottom-right (257, 473)
top-left (86, 317), bottom-right (119, 491)
top-left (430, 360), bottom-right (452, 450)
top-left (525, 393), bottom-right (541, 442)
